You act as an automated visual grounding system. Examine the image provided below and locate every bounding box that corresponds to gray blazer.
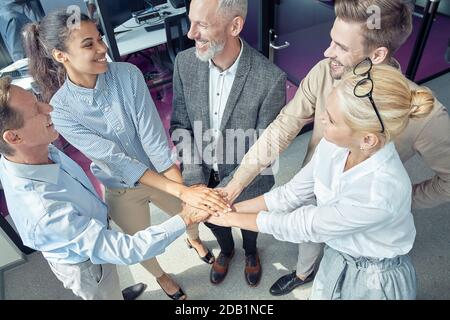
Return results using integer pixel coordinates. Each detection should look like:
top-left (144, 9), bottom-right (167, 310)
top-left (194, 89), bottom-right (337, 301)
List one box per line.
top-left (170, 40), bottom-right (286, 202)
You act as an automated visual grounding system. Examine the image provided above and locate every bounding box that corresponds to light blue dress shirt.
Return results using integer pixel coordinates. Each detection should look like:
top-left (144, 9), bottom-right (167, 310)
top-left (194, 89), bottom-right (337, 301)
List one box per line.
top-left (0, 145), bottom-right (186, 265)
top-left (50, 62), bottom-right (174, 189)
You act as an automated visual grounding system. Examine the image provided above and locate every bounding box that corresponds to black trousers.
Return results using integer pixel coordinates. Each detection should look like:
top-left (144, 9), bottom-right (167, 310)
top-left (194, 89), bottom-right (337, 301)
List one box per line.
top-left (204, 171), bottom-right (258, 256)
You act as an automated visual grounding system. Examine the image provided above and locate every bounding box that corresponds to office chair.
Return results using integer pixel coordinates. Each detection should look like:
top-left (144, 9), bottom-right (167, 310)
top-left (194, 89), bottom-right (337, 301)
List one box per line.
top-left (146, 12), bottom-right (193, 92)
top-left (164, 12), bottom-right (194, 71)
top-left (184, 0), bottom-right (191, 15)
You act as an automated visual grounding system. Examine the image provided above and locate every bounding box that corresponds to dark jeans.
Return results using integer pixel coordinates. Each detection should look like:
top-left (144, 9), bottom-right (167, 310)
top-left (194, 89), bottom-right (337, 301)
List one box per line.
top-left (204, 171), bottom-right (258, 257)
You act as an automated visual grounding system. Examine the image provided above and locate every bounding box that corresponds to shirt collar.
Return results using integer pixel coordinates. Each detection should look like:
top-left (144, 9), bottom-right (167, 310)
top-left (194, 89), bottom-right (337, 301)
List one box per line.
top-left (65, 65), bottom-right (108, 105)
top-left (208, 38), bottom-right (244, 76)
top-left (338, 142), bottom-right (397, 182)
top-left (1, 146), bottom-right (62, 185)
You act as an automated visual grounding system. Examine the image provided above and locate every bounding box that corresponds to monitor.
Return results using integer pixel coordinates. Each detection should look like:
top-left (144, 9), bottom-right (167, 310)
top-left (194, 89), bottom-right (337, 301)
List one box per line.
top-left (147, 0), bottom-right (167, 8)
top-left (95, 0), bottom-right (149, 61)
top-left (104, 0), bottom-right (148, 28)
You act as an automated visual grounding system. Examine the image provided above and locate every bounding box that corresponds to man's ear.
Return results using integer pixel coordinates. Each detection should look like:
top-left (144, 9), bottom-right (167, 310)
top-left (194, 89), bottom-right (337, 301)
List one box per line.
top-left (370, 47), bottom-right (389, 65)
top-left (230, 16), bottom-right (244, 37)
top-left (3, 130), bottom-right (21, 146)
top-left (52, 48), bottom-right (68, 64)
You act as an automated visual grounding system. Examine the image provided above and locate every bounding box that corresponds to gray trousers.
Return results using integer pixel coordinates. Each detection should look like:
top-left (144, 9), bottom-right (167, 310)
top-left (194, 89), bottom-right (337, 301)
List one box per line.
top-left (310, 246), bottom-right (417, 300)
top-left (296, 242), bottom-right (323, 278)
top-left (48, 259), bottom-right (124, 300)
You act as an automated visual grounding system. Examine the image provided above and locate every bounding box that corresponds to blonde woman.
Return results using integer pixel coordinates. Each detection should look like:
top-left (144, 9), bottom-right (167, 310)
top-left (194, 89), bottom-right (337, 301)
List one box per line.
top-left (202, 61), bottom-right (435, 299)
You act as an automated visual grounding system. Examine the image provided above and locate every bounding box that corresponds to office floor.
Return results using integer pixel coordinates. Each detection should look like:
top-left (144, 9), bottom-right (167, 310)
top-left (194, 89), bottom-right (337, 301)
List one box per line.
top-left (2, 71), bottom-right (450, 300)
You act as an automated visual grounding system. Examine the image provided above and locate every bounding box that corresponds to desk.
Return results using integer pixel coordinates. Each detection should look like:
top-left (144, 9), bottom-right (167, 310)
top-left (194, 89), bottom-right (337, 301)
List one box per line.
top-left (107, 3), bottom-right (186, 60)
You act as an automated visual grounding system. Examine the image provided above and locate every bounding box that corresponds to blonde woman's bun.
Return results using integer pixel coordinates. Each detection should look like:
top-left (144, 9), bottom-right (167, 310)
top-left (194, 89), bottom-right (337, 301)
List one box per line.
top-left (410, 87), bottom-right (435, 119)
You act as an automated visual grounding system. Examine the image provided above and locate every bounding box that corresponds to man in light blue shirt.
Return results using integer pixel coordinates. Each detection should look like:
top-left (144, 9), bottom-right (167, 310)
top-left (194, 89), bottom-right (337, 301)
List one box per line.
top-left (0, 77), bottom-right (208, 299)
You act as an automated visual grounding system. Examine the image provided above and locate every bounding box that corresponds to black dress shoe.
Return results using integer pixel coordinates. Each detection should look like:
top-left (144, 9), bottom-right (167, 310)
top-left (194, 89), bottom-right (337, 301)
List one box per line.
top-left (186, 238), bottom-right (215, 264)
top-left (122, 282), bottom-right (147, 300)
top-left (210, 250), bottom-right (234, 285)
top-left (244, 253), bottom-right (262, 287)
top-left (269, 270), bottom-right (315, 296)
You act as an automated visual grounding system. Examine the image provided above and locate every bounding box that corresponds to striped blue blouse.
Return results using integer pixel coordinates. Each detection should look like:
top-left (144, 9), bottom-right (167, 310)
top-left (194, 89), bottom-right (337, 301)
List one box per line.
top-left (50, 62), bottom-right (174, 189)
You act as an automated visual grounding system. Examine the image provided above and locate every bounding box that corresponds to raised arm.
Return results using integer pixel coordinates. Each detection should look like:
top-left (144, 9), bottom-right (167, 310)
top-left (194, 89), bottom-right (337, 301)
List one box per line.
top-left (224, 61), bottom-right (325, 202)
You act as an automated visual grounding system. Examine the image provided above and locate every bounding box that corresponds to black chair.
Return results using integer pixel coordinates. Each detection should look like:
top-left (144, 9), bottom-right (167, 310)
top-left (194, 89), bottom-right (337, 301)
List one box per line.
top-left (164, 12), bottom-right (194, 71)
top-left (147, 12), bottom-right (193, 92)
top-left (184, 0), bottom-right (191, 15)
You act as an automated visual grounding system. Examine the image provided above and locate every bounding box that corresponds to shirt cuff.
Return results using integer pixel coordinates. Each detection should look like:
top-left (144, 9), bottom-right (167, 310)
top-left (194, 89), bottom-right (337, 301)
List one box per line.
top-left (152, 159), bottom-right (175, 173)
top-left (157, 215), bottom-right (186, 241)
top-left (151, 150), bottom-right (176, 173)
top-left (122, 161), bottom-right (148, 187)
top-left (256, 211), bottom-right (272, 235)
top-left (263, 190), bottom-right (278, 212)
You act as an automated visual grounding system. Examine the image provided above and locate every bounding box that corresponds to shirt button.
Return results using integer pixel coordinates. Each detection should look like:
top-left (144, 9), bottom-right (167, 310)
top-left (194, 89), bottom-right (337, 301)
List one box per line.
top-left (214, 112), bottom-right (218, 115)
top-left (217, 93), bottom-right (220, 96)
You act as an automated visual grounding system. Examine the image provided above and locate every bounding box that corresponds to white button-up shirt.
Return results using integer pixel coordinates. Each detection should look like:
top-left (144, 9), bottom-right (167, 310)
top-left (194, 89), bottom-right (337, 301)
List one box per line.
top-left (208, 39), bottom-right (244, 171)
top-left (257, 138), bottom-right (416, 259)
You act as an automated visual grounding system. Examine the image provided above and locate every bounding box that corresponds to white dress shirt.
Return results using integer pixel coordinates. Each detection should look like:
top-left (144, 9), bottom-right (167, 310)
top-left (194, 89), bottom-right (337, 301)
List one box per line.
top-left (209, 39), bottom-right (244, 171)
top-left (257, 138), bottom-right (416, 259)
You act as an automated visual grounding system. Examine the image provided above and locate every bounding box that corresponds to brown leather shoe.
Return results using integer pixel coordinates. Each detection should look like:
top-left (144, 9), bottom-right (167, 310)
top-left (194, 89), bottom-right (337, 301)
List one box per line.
top-left (210, 250), bottom-right (234, 285)
top-left (245, 253), bottom-right (262, 287)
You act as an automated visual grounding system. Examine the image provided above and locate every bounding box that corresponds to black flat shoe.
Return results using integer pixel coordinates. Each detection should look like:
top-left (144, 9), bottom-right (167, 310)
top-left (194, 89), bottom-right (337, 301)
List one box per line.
top-left (186, 238), bottom-right (215, 264)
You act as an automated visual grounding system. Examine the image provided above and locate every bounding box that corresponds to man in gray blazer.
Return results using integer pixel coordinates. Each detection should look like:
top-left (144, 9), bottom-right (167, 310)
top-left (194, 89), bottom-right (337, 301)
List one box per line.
top-left (170, 0), bottom-right (286, 287)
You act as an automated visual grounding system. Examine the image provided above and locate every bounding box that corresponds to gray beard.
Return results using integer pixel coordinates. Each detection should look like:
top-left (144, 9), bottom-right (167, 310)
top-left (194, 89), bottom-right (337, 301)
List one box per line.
top-left (195, 40), bottom-right (226, 62)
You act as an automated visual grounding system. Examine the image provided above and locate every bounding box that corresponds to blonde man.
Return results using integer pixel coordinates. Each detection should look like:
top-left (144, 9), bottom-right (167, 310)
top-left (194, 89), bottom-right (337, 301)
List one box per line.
top-left (222, 0), bottom-right (450, 295)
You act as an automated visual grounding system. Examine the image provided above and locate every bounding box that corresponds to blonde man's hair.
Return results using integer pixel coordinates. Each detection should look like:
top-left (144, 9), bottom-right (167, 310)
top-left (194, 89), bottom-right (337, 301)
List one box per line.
top-left (334, 0), bottom-right (413, 56)
top-left (0, 77), bottom-right (24, 156)
top-left (336, 64), bottom-right (434, 143)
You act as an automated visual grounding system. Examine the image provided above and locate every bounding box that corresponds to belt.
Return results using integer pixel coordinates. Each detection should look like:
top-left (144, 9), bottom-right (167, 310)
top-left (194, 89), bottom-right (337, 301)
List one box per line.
top-left (211, 170), bottom-right (220, 183)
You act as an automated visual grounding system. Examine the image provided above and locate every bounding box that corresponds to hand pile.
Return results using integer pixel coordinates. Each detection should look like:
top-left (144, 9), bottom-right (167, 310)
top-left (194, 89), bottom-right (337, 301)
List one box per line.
top-left (179, 185), bottom-right (233, 225)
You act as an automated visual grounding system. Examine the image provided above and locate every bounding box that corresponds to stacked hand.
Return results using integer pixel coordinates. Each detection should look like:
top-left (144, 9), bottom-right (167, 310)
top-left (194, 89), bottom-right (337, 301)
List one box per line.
top-left (206, 211), bottom-right (232, 227)
top-left (180, 203), bottom-right (234, 226)
top-left (180, 204), bottom-right (211, 226)
top-left (179, 184), bottom-right (232, 216)
top-left (216, 180), bottom-right (244, 205)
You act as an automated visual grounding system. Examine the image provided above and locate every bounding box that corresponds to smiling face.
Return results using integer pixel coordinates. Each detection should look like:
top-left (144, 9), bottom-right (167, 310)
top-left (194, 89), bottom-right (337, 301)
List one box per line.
top-left (321, 89), bottom-right (361, 149)
top-left (7, 85), bottom-right (59, 150)
top-left (187, 0), bottom-right (229, 62)
top-left (55, 21), bottom-right (108, 84)
top-left (323, 18), bottom-right (368, 80)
